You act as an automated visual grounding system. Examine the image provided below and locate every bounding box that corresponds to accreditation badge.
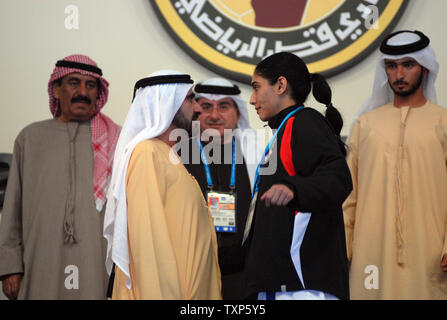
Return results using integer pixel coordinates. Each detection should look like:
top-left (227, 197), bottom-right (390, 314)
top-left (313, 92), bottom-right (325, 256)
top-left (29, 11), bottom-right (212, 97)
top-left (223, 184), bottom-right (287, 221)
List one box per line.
top-left (207, 191), bottom-right (236, 233)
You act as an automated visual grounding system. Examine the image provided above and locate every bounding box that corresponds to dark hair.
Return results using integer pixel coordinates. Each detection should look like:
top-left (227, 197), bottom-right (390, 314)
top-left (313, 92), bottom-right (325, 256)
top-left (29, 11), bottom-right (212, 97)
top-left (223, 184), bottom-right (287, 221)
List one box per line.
top-left (254, 52), bottom-right (346, 155)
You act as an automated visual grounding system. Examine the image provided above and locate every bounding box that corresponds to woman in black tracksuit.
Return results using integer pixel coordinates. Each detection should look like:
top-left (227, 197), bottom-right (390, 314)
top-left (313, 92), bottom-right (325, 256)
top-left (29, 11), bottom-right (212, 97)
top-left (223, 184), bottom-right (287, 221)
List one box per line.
top-left (243, 52), bottom-right (352, 300)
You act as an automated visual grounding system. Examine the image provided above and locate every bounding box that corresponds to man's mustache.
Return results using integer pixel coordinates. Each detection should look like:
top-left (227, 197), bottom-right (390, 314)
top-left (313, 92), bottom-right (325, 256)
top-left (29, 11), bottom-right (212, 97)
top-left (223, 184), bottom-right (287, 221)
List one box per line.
top-left (71, 95), bottom-right (91, 104)
top-left (393, 80), bottom-right (408, 86)
top-left (205, 119), bottom-right (225, 125)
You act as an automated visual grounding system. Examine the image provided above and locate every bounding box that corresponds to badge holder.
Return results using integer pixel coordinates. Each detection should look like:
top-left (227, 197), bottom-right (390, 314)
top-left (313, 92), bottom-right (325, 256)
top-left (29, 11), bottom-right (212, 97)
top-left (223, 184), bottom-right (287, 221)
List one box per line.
top-left (207, 186), bottom-right (237, 233)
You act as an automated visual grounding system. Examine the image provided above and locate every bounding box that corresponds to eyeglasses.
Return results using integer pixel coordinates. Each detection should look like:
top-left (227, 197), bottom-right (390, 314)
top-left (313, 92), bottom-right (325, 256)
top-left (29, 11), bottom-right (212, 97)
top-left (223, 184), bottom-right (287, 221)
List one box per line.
top-left (200, 102), bottom-right (235, 114)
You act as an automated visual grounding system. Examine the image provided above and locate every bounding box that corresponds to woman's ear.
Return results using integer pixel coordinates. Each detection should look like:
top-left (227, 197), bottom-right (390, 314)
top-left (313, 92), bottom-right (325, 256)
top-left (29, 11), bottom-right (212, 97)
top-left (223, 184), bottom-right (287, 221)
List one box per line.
top-left (276, 76), bottom-right (288, 95)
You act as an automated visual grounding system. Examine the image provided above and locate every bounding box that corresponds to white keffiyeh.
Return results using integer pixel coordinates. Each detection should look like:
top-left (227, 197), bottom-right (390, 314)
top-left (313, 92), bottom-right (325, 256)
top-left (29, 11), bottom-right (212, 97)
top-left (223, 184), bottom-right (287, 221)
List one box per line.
top-left (103, 70), bottom-right (193, 289)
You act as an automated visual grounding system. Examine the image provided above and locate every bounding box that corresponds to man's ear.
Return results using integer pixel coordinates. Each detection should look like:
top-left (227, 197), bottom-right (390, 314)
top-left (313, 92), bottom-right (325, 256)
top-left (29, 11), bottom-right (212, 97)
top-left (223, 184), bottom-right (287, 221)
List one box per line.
top-left (53, 82), bottom-right (60, 100)
top-left (276, 76), bottom-right (288, 95)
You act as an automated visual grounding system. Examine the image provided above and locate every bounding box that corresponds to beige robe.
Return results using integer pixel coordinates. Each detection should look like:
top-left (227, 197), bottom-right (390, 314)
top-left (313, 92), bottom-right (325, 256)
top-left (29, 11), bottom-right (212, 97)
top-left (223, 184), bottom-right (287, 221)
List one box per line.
top-left (112, 139), bottom-right (221, 300)
top-left (0, 119), bottom-right (109, 299)
top-left (344, 101), bottom-right (447, 299)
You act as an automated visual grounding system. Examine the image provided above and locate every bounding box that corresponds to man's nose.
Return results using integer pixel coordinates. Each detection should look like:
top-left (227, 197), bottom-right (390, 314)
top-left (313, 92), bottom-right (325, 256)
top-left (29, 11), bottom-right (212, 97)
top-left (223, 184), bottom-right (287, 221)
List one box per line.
top-left (193, 100), bottom-right (201, 113)
top-left (209, 106), bottom-right (221, 119)
top-left (77, 81), bottom-right (88, 95)
top-left (396, 65), bottom-right (405, 80)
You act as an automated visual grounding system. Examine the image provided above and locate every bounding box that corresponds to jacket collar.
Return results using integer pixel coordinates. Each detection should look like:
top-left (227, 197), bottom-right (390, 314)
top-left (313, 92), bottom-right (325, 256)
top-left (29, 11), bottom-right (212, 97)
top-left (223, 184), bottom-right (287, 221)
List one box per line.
top-left (267, 104), bottom-right (302, 129)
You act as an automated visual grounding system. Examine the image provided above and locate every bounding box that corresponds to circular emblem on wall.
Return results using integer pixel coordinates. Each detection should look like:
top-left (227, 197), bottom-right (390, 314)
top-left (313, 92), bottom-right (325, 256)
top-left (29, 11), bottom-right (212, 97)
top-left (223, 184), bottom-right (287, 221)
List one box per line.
top-left (151, 0), bottom-right (409, 84)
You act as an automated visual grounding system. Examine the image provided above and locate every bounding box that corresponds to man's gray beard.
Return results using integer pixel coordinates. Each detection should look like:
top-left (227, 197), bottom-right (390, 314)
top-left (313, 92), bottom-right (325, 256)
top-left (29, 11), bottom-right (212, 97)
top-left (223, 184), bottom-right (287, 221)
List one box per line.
top-left (172, 108), bottom-right (192, 136)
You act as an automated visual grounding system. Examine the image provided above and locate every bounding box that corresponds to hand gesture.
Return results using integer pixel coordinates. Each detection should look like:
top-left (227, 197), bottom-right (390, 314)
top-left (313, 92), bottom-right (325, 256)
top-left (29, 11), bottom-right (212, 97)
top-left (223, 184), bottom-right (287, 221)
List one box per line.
top-left (260, 184), bottom-right (294, 207)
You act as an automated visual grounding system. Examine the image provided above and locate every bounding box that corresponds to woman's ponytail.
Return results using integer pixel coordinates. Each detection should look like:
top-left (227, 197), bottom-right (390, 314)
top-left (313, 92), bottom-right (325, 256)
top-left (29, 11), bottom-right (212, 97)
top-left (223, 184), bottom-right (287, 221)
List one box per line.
top-left (310, 73), bottom-right (347, 156)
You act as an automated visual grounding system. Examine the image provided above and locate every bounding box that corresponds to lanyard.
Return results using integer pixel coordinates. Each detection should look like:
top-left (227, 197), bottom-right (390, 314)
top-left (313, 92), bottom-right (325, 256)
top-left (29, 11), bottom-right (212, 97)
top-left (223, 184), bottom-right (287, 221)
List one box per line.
top-left (252, 106), bottom-right (303, 199)
top-left (198, 136), bottom-right (237, 190)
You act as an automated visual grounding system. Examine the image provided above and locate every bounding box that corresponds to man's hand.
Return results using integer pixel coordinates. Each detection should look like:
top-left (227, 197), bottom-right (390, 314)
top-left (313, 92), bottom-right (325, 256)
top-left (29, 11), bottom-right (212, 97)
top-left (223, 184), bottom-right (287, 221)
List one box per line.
top-left (441, 254), bottom-right (447, 272)
top-left (260, 184), bottom-right (294, 207)
top-left (2, 274), bottom-right (22, 300)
